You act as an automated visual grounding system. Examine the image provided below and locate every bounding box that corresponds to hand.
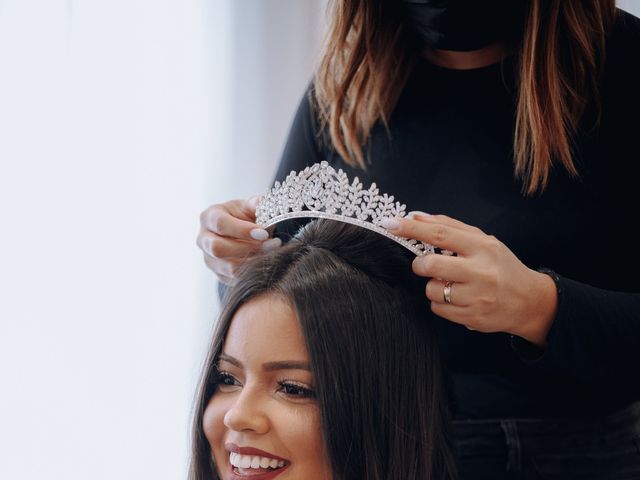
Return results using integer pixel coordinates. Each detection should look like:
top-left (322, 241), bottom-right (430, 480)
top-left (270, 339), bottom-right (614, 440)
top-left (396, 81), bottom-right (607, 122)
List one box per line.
top-left (382, 212), bottom-right (557, 347)
top-left (197, 197), bottom-right (281, 285)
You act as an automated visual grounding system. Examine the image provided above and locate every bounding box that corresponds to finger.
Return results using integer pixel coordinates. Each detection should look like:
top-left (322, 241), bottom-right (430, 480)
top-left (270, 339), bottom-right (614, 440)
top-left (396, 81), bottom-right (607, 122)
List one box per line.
top-left (201, 203), bottom-right (268, 241)
top-left (425, 278), bottom-right (472, 307)
top-left (381, 217), bottom-right (478, 255)
top-left (431, 302), bottom-right (484, 333)
top-left (215, 273), bottom-right (236, 287)
top-left (412, 253), bottom-right (474, 282)
top-left (429, 301), bottom-right (476, 328)
top-left (407, 211), bottom-right (484, 234)
top-left (204, 254), bottom-right (242, 279)
top-left (198, 232), bottom-right (263, 259)
top-left (234, 196), bottom-right (261, 222)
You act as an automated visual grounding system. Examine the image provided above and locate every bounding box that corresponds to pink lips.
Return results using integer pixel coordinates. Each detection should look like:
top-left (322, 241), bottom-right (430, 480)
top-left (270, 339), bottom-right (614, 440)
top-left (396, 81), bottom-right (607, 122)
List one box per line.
top-left (225, 443), bottom-right (290, 480)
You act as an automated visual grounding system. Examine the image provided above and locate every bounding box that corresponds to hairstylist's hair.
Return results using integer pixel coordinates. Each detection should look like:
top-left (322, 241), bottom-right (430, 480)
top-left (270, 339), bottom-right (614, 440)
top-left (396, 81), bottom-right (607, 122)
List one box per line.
top-left (189, 220), bottom-right (457, 480)
top-left (314, 0), bottom-right (617, 195)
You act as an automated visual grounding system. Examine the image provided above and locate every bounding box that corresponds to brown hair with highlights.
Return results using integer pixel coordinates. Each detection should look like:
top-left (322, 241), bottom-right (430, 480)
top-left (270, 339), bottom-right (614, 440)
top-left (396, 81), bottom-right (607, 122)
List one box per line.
top-left (314, 0), bottom-right (617, 195)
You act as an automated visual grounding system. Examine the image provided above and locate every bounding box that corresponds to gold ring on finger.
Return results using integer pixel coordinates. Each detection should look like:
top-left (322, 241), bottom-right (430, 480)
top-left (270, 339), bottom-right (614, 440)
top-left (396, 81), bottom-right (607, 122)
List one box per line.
top-left (443, 280), bottom-right (455, 305)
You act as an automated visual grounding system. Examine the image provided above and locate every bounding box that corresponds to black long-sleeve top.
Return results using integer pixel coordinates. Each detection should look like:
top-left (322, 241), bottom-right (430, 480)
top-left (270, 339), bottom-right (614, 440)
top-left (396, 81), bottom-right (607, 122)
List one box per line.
top-left (270, 10), bottom-right (640, 419)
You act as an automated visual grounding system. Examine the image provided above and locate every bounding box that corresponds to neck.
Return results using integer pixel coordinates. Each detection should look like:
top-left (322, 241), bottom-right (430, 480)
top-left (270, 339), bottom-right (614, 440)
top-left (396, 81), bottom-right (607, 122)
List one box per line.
top-left (422, 41), bottom-right (513, 70)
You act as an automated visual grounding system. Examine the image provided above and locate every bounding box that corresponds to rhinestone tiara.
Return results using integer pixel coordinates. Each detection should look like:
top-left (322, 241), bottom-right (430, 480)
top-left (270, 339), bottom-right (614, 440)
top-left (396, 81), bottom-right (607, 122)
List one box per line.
top-left (255, 161), bottom-right (435, 256)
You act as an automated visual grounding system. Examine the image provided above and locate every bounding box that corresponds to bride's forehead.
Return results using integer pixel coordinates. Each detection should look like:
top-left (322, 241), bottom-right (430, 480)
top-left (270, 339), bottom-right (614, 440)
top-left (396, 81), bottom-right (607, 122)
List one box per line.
top-left (223, 295), bottom-right (308, 363)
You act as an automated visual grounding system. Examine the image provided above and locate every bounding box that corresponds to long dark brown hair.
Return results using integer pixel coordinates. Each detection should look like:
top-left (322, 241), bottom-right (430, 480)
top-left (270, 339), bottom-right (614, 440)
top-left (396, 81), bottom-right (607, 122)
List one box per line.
top-left (189, 219), bottom-right (457, 480)
top-left (314, 0), bottom-right (617, 195)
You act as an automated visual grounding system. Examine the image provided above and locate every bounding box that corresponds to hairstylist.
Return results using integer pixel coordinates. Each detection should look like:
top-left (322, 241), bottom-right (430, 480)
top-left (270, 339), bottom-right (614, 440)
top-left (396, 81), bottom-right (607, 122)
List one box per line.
top-left (197, 1), bottom-right (640, 478)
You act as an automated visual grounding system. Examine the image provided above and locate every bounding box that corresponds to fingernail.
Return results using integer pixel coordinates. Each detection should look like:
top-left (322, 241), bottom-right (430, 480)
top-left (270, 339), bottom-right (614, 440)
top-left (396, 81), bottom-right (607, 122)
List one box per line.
top-left (380, 218), bottom-right (401, 230)
top-left (407, 211), bottom-right (432, 219)
top-left (250, 228), bottom-right (269, 241)
top-left (261, 237), bottom-right (282, 252)
top-left (247, 195), bottom-right (261, 209)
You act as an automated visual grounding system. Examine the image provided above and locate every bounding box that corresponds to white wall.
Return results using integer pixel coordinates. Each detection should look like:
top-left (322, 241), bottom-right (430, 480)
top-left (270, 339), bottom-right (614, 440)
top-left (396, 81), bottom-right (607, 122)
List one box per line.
top-left (224, 0), bottom-right (328, 200)
top-left (619, 0), bottom-right (640, 17)
top-left (0, 1), bottom-right (327, 479)
top-left (0, 1), bottom-right (224, 478)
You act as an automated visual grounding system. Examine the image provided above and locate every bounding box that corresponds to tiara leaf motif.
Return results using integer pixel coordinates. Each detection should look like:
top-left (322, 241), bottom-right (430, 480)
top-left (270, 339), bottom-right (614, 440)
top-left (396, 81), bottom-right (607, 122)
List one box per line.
top-left (256, 161), bottom-right (436, 256)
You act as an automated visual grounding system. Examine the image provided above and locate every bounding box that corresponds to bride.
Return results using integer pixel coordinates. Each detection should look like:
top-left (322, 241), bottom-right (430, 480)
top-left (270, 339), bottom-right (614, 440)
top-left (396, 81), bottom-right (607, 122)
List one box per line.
top-left (189, 219), bottom-right (457, 480)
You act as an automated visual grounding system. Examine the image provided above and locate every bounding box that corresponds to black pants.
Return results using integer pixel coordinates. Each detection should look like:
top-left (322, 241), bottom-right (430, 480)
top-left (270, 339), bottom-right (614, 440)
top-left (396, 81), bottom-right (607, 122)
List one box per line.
top-left (453, 402), bottom-right (640, 480)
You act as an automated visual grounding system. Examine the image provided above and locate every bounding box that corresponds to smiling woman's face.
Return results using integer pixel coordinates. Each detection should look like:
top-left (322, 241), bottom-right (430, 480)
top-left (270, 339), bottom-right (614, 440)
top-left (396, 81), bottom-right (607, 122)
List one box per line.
top-left (203, 294), bottom-right (332, 480)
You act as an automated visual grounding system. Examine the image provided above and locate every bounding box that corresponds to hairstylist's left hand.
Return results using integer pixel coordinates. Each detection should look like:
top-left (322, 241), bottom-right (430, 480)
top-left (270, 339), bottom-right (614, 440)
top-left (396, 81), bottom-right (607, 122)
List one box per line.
top-left (381, 212), bottom-right (558, 347)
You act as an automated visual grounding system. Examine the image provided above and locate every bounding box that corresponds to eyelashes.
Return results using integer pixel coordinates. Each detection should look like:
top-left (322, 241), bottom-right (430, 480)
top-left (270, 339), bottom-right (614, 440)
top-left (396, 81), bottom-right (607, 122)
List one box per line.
top-left (276, 380), bottom-right (316, 399)
top-left (213, 370), bottom-right (239, 387)
top-left (211, 368), bottom-right (316, 399)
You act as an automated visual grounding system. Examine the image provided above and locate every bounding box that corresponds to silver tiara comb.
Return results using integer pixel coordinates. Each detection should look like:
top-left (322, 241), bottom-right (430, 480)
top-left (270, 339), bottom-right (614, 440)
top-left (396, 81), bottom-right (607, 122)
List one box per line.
top-left (255, 161), bottom-right (436, 256)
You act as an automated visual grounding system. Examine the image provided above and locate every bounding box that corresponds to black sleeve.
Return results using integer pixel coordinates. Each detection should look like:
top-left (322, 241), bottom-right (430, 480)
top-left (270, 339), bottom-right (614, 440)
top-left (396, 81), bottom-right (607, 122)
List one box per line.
top-left (511, 10), bottom-right (640, 393)
top-left (272, 85), bottom-right (324, 183)
top-left (511, 274), bottom-right (640, 392)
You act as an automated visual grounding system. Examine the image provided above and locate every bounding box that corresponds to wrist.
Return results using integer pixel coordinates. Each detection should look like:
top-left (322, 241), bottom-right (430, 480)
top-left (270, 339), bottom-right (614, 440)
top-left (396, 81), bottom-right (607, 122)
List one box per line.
top-left (511, 269), bottom-right (558, 347)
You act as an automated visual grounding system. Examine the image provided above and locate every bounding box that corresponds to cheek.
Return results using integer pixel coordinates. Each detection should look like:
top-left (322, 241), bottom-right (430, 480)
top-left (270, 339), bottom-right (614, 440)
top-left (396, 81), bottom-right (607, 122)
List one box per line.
top-left (202, 396), bottom-right (228, 466)
top-left (281, 406), bottom-right (332, 478)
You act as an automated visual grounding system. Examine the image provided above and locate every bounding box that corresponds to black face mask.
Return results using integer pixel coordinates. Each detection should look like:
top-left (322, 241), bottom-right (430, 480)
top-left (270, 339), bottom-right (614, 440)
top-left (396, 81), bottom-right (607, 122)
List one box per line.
top-left (403, 0), bottom-right (528, 52)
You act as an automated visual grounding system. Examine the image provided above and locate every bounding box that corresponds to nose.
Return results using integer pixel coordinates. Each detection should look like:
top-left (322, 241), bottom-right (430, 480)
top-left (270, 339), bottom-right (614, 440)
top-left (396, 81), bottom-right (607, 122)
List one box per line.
top-left (223, 385), bottom-right (270, 434)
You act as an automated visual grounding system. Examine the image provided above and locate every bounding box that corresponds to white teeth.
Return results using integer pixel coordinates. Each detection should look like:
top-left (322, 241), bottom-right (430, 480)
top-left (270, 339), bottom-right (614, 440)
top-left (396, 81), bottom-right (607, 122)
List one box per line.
top-left (229, 452), bottom-right (287, 470)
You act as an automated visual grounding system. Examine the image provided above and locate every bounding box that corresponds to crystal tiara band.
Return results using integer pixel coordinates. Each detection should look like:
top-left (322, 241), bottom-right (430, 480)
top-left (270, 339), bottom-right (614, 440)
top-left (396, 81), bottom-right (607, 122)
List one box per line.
top-left (256, 161), bottom-right (435, 256)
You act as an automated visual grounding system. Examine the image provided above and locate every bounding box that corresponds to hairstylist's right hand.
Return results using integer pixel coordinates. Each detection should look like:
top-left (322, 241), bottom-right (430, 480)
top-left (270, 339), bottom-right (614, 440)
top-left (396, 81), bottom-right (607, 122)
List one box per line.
top-left (197, 196), bottom-right (281, 285)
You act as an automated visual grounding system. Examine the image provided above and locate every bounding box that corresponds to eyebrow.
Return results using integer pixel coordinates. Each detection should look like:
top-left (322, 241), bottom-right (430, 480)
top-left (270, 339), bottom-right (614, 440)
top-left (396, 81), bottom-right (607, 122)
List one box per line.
top-left (218, 353), bottom-right (311, 372)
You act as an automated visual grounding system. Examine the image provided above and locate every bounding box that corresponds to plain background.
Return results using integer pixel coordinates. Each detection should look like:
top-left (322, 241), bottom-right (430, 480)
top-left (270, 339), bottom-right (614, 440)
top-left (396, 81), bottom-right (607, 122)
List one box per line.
top-left (0, 1), bottom-right (638, 479)
top-left (0, 1), bottom-right (326, 478)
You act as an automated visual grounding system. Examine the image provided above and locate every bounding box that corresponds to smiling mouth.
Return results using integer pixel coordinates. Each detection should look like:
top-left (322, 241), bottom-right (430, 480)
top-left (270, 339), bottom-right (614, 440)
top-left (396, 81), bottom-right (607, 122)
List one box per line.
top-left (229, 452), bottom-right (288, 476)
